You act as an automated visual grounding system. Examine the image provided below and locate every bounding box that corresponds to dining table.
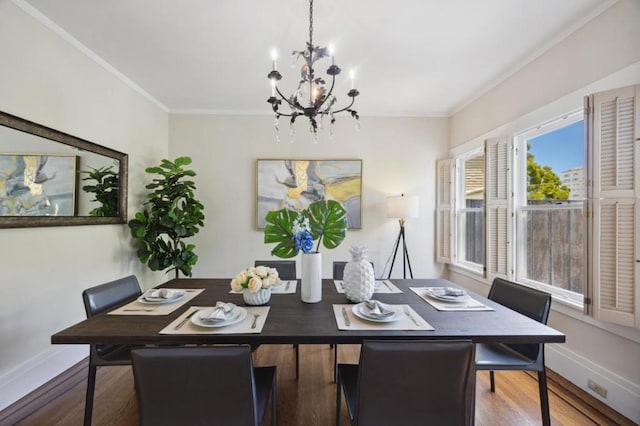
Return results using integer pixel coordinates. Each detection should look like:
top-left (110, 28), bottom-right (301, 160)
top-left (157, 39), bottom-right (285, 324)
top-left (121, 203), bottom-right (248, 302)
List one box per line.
top-left (51, 278), bottom-right (565, 347)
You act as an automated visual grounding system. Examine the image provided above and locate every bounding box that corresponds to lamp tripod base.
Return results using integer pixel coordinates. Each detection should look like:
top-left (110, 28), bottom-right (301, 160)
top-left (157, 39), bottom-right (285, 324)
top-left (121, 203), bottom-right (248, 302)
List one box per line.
top-left (387, 221), bottom-right (414, 279)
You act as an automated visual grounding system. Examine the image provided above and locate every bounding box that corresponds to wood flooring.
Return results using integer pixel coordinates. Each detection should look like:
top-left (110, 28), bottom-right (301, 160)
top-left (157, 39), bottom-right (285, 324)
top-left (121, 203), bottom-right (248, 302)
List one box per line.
top-left (9, 344), bottom-right (634, 425)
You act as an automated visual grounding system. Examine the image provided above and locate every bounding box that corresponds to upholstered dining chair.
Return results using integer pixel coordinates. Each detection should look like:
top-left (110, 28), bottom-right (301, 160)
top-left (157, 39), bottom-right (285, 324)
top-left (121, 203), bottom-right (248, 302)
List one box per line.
top-left (336, 339), bottom-right (476, 426)
top-left (131, 346), bottom-right (277, 426)
top-left (82, 275), bottom-right (142, 426)
top-left (331, 261), bottom-right (375, 382)
top-left (254, 260), bottom-right (296, 281)
top-left (332, 261), bottom-right (375, 282)
top-left (475, 277), bottom-right (553, 426)
top-left (254, 260), bottom-right (300, 379)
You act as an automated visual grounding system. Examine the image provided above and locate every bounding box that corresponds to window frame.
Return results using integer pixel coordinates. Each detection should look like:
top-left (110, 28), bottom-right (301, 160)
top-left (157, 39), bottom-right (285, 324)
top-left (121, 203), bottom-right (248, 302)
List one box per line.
top-left (453, 147), bottom-right (485, 275)
top-left (513, 109), bottom-right (585, 307)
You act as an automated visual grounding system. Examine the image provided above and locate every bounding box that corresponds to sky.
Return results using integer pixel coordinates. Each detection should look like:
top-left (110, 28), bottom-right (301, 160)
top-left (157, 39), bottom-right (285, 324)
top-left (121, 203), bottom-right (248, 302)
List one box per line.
top-left (528, 120), bottom-right (584, 175)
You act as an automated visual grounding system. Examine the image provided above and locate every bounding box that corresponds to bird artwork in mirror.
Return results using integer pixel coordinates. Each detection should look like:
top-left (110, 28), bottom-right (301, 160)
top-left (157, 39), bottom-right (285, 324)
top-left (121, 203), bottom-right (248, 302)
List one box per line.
top-left (0, 110), bottom-right (128, 228)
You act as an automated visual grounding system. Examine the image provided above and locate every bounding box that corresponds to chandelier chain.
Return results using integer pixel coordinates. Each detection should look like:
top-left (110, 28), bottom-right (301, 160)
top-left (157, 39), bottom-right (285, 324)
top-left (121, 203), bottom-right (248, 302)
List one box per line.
top-left (308, 0), bottom-right (313, 47)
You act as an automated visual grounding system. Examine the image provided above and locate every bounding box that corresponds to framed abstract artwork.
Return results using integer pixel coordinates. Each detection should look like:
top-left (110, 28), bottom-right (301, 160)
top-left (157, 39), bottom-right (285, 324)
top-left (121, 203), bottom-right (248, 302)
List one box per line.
top-left (0, 154), bottom-right (78, 216)
top-left (256, 159), bottom-right (362, 229)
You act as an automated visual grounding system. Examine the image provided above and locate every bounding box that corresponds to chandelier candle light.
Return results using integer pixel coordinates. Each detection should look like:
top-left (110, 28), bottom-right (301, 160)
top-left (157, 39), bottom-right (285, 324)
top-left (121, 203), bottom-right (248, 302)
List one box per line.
top-left (267, 0), bottom-right (360, 140)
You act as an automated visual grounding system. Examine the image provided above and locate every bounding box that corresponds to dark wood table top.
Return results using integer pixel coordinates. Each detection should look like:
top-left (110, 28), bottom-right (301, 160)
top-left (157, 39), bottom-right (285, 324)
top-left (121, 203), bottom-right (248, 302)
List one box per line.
top-left (51, 278), bottom-right (565, 346)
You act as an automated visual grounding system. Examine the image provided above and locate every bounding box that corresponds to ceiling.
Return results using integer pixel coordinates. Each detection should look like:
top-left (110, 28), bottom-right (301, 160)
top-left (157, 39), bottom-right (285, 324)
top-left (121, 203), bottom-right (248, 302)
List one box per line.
top-left (20, 0), bottom-right (613, 117)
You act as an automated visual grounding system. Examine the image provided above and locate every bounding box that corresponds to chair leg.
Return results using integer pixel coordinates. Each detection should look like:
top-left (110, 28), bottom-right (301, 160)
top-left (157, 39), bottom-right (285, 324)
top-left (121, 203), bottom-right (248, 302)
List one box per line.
top-left (272, 373), bottom-right (277, 426)
top-left (489, 370), bottom-right (496, 393)
top-left (295, 344), bottom-right (299, 380)
top-left (333, 345), bottom-right (338, 383)
top-left (84, 364), bottom-right (97, 426)
top-left (538, 369), bottom-right (551, 426)
top-left (336, 369), bottom-right (342, 426)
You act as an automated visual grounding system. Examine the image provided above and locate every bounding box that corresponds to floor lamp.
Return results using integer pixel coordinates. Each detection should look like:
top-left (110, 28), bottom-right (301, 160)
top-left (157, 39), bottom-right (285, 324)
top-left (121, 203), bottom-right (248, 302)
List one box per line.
top-left (387, 194), bottom-right (419, 279)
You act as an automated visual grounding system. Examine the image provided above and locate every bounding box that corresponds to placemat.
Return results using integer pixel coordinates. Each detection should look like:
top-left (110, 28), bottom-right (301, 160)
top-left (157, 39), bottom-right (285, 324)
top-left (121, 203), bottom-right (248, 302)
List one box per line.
top-left (108, 289), bottom-right (204, 315)
top-left (230, 280), bottom-right (297, 294)
top-left (410, 287), bottom-right (494, 311)
top-left (159, 305), bottom-right (270, 334)
top-left (333, 304), bottom-right (434, 331)
top-left (333, 280), bottom-right (403, 294)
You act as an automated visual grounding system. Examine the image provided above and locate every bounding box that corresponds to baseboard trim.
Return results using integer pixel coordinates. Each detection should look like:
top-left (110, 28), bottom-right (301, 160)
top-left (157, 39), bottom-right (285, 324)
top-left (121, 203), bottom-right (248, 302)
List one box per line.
top-left (0, 345), bottom-right (87, 411)
top-left (0, 358), bottom-right (88, 425)
top-left (541, 369), bottom-right (635, 425)
top-left (546, 344), bottom-right (640, 423)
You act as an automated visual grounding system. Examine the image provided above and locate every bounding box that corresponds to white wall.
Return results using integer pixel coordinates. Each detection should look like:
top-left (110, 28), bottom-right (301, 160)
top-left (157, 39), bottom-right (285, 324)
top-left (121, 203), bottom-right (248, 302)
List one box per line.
top-left (0, 1), bottom-right (168, 409)
top-left (451, 0), bottom-right (640, 147)
top-left (169, 114), bottom-right (449, 280)
top-left (448, 0), bottom-right (640, 421)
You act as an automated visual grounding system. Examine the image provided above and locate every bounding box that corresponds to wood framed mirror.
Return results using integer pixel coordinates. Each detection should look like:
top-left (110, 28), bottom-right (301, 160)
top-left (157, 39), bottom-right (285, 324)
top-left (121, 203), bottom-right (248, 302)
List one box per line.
top-left (0, 110), bottom-right (128, 228)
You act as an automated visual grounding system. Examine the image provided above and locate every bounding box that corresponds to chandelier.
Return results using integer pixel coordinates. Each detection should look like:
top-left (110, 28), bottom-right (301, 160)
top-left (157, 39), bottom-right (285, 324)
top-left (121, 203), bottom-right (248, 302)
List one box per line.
top-left (267, 0), bottom-right (360, 139)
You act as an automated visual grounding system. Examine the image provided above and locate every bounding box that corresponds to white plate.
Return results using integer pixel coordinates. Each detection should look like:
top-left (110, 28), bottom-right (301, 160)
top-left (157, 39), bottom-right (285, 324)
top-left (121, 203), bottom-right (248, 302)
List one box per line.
top-left (191, 307), bottom-right (247, 328)
top-left (137, 290), bottom-right (186, 304)
top-left (425, 288), bottom-right (469, 303)
top-left (352, 302), bottom-right (399, 323)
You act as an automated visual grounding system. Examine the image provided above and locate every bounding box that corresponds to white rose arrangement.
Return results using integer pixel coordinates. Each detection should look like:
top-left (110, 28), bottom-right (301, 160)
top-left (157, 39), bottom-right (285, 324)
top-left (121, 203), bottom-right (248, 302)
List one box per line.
top-left (230, 266), bottom-right (280, 293)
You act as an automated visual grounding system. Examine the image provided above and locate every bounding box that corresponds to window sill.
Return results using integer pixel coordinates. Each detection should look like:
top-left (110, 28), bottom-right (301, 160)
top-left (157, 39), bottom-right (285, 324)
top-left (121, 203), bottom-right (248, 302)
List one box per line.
top-left (447, 265), bottom-right (640, 344)
top-left (448, 264), bottom-right (488, 284)
top-left (551, 297), bottom-right (640, 344)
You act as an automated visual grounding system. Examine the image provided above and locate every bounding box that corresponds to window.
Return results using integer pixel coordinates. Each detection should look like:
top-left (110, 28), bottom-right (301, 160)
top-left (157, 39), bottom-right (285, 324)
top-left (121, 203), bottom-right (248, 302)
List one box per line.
top-left (438, 84), bottom-right (639, 328)
top-left (454, 150), bottom-right (484, 272)
top-left (514, 113), bottom-right (585, 304)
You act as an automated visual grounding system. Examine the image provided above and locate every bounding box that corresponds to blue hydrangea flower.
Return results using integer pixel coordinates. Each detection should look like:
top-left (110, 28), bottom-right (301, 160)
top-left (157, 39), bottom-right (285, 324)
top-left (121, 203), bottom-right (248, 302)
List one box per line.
top-left (293, 231), bottom-right (313, 253)
top-left (291, 215), bottom-right (314, 253)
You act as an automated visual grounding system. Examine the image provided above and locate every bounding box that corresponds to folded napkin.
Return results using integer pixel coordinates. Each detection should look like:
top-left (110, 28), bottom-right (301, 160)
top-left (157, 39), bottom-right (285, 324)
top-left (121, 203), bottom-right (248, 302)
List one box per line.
top-left (444, 287), bottom-right (466, 296)
top-left (364, 300), bottom-right (395, 317)
top-left (145, 288), bottom-right (183, 300)
top-left (200, 302), bottom-right (236, 322)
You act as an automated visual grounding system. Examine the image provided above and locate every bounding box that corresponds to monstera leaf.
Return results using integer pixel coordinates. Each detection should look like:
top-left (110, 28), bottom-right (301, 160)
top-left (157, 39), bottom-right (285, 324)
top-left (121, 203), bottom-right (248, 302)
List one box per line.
top-left (307, 200), bottom-right (347, 250)
top-left (264, 208), bottom-right (300, 258)
top-left (263, 200), bottom-right (347, 258)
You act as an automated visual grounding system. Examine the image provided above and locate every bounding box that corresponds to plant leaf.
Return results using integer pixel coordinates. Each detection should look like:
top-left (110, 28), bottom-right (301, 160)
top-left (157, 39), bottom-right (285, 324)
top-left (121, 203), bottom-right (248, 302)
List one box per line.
top-left (307, 200), bottom-right (347, 249)
top-left (264, 209), bottom-right (299, 258)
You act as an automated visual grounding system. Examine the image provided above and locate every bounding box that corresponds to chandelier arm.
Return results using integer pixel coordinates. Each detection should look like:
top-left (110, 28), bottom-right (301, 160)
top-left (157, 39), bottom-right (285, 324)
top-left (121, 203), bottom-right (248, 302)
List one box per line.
top-left (316, 74), bottom-right (336, 113)
top-left (274, 86), bottom-right (300, 110)
top-left (272, 109), bottom-right (294, 117)
top-left (330, 96), bottom-right (356, 114)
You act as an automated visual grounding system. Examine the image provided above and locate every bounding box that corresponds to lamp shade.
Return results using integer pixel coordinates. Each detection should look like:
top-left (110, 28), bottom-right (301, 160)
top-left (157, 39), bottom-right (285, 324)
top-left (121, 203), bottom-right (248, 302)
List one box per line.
top-left (386, 194), bottom-right (419, 219)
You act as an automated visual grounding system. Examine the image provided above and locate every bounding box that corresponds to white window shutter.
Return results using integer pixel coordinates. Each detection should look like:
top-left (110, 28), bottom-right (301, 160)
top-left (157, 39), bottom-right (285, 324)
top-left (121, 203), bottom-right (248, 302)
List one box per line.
top-left (588, 84), bottom-right (639, 328)
top-left (485, 137), bottom-right (512, 281)
top-left (436, 159), bottom-right (453, 263)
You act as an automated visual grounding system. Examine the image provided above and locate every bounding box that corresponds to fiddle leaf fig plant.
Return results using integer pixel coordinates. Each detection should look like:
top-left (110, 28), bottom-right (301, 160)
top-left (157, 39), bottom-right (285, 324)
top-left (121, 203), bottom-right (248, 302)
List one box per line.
top-left (128, 157), bottom-right (205, 278)
top-left (80, 165), bottom-right (119, 217)
top-left (264, 200), bottom-right (347, 258)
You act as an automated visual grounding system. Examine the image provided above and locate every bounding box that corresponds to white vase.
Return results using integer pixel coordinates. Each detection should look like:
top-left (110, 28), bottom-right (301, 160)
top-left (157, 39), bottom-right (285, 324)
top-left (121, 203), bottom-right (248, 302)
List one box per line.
top-left (301, 252), bottom-right (322, 303)
top-left (243, 288), bottom-right (271, 306)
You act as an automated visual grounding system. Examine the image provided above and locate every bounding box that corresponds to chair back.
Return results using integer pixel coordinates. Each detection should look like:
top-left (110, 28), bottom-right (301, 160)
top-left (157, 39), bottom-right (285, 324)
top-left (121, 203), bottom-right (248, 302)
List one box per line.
top-left (355, 340), bottom-right (475, 426)
top-left (488, 278), bottom-right (552, 361)
top-left (332, 261), bottom-right (374, 280)
top-left (82, 275), bottom-right (142, 317)
top-left (132, 346), bottom-right (260, 426)
top-left (254, 260), bottom-right (296, 280)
